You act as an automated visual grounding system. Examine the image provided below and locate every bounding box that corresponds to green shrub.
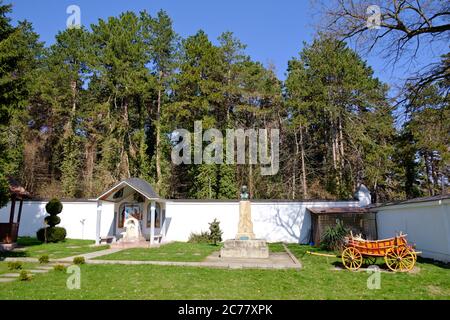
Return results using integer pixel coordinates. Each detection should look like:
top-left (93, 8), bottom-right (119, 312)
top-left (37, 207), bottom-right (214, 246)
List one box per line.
top-left (188, 219), bottom-right (224, 245)
top-left (320, 220), bottom-right (349, 252)
top-left (209, 219), bottom-right (223, 245)
top-left (37, 198), bottom-right (66, 243)
top-left (19, 270), bottom-right (32, 281)
top-left (36, 226), bottom-right (66, 243)
top-left (73, 257), bottom-right (85, 265)
top-left (7, 262), bottom-right (23, 270)
top-left (44, 215), bottom-right (61, 226)
top-left (53, 264), bottom-right (67, 272)
top-left (38, 254), bottom-right (49, 264)
top-left (188, 231), bottom-right (211, 244)
top-left (45, 198), bottom-right (63, 216)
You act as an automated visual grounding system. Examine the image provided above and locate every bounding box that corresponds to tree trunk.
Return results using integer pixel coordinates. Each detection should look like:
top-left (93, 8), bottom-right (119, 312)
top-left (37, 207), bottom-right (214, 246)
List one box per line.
top-left (293, 131), bottom-right (299, 200)
top-left (299, 126), bottom-right (308, 199)
top-left (64, 80), bottom-right (77, 137)
top-left (156, 72), bottom-right (162, 192)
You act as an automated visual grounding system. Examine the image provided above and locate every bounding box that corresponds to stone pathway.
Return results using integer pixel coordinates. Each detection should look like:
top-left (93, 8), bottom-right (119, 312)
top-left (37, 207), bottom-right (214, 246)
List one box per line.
top-left (57, 248), bottom-right (124, 262)
top-left (0, 262), bottom-right (72, 283)
top-left (2, 244), bottom-right (302, 271)
top-left (83, 257), bottom-right (301, 269)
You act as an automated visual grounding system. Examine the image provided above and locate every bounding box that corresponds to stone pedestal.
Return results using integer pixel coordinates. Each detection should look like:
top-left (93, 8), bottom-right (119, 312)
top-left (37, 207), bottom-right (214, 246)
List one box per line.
top-left (220, 200), bottom-right (269, 259)
top-left (220, 239), bottom-right (269, 259)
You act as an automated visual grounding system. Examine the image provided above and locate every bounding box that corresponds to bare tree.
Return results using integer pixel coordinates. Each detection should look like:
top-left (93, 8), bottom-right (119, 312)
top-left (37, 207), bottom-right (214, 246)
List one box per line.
top-left (315, 0), bottom-right (450, 97)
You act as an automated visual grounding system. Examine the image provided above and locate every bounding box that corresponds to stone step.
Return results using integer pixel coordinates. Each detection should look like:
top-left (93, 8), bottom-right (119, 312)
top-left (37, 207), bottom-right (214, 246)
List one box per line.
top-left (28, 269), bottom-right (49, 273)
top-left (1, 273), bottom-right (20, 277)
top-left (36, 266), bottom-right (54, 270)
top-left (0, 278), bottom-right (16, 283)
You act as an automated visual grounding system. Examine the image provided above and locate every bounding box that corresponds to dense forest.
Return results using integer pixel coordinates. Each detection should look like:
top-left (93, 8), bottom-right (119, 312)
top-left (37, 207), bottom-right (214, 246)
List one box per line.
top-left (0, 1), bottom-right (448, 204)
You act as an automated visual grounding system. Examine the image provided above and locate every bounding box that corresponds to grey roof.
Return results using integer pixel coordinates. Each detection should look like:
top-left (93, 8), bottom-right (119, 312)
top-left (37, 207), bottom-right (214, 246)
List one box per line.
top-left (98, 178), bottom-right (160, 201)
top-left (374, 194), bottom-right (450, 208)
top-left (122, 178), bottom-right (160, 199)
top-left (308, 207), bottom-right (371, 215)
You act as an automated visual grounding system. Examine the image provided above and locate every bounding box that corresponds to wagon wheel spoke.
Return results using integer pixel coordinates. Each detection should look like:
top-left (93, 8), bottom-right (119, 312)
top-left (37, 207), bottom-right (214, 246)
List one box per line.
top-left (385, 248), bottom-right (401, 271)
top-left (342, 247), bottom-right (362, 271)
top-left (399, 250), bottom-right (416, 272)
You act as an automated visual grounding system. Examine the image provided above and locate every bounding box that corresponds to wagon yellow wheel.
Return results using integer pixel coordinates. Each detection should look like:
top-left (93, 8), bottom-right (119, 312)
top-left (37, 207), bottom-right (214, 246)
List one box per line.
top-left (385, 247), bottom-right (416, 272)
top-left (342, 247), bottom-right (363, 271)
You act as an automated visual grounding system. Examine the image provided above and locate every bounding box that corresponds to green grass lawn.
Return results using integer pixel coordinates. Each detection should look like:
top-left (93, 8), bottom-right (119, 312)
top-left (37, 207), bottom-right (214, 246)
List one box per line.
top-left (0, 243), bottom-right (449, 299)
top-left (268, 242), bottom-right (286, 252)
top-left (0, 261), bottom-right (39, 275)
top-left (0, 237), bottom-right (109, 260)
top-left (97, 242), bottom-right (221, 262)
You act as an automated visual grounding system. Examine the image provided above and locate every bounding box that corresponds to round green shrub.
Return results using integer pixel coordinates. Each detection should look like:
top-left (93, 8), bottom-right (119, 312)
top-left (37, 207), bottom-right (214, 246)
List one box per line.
top-left (36, 227), bottom-right (67, 243)
top-left (73, 256), bottom-right (85, 265)
top-left (45, 198), bottom-right (63, 215)
top-left (19, 270), bottom-right (32, 281)
top-left (44, 215), bottom-right (61, 227)
top-left (7, 262), bottom-right (23, 270)
top-left (38, 254), bottom-right (49, 264)
top-left (53, 264), bottom-right (67, 272)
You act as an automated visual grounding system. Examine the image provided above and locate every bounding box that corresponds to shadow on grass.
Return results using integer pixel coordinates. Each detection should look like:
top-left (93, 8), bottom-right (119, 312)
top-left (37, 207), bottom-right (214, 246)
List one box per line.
top-left (330, 254), bottom-right (450, 271)
top-left (0, 237), bottom-right (40, 260)
top-left (417, 257), bottom-right (450, 270)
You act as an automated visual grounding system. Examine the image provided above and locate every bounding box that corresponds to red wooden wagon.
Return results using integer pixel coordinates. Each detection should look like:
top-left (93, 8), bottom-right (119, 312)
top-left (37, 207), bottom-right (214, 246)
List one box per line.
top-left (341, 233), bottom-right (419, 272)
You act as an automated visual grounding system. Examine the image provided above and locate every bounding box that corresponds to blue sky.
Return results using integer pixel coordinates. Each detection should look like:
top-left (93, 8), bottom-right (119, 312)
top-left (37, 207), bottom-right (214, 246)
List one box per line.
top-left (5, 0), bottom-right (434, 88)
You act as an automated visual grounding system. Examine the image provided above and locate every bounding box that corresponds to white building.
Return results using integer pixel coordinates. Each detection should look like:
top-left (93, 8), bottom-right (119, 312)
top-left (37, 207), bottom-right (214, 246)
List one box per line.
top-left (376, 195), bottom-right (450, 263)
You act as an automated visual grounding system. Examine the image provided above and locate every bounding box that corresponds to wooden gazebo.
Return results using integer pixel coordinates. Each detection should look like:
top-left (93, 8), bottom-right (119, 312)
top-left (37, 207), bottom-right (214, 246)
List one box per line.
top-left (0, 177), bottom-right (31, 245)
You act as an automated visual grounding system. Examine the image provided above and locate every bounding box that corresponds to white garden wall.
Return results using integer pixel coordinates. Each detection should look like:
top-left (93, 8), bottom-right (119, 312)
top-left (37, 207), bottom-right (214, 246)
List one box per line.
top-left (1, 199), bottom-right (359, 243)
top-left (376, 198), bottom-right (450, 262)
top-left (163, 200), bottom-right (360, 243)
top-left (0, 200), bottom-right (114, 241)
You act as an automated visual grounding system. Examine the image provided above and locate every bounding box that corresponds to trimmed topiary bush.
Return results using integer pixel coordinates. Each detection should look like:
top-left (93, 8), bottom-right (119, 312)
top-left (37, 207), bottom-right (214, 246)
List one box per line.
top-left (53, 264), bottom-right (67, 272)
top-left (7, 262), bottom-right (23, 270)
top-left (19, 270), bottom-right (32, 281)
top-left (36, 198), bottom-right (66, 243)
top-left (37, 227), bottom-right (67, 243)
top-left (73, 256), bottom-right (85, 265)
top-left (38, 254), bottom-right (49, 264)
top-left (45, 198), bottom-right (63, 219)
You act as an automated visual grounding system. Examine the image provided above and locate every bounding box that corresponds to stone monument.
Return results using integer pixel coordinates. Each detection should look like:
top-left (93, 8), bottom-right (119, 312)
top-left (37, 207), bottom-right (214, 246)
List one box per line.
top-left (121, 216), bottom-right (145, 242)
top-left (220, 186), bottom-right (269, 259)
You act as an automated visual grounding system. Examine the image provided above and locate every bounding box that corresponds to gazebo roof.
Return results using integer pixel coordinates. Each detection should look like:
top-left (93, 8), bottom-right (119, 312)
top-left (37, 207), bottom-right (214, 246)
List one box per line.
top-left (97, 178), bottom-right (160, 202)
top-left (7, 177), bottom-right (31, 199)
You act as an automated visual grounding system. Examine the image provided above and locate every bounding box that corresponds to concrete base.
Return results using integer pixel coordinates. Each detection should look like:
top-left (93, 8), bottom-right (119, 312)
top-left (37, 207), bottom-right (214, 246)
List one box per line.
top-left (220, 239), bottom-right (269, 259)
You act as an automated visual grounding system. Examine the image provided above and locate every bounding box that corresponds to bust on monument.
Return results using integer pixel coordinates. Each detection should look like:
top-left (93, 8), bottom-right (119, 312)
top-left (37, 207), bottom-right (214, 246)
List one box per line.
top-left (240, 185), bottom-right (249, 200)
